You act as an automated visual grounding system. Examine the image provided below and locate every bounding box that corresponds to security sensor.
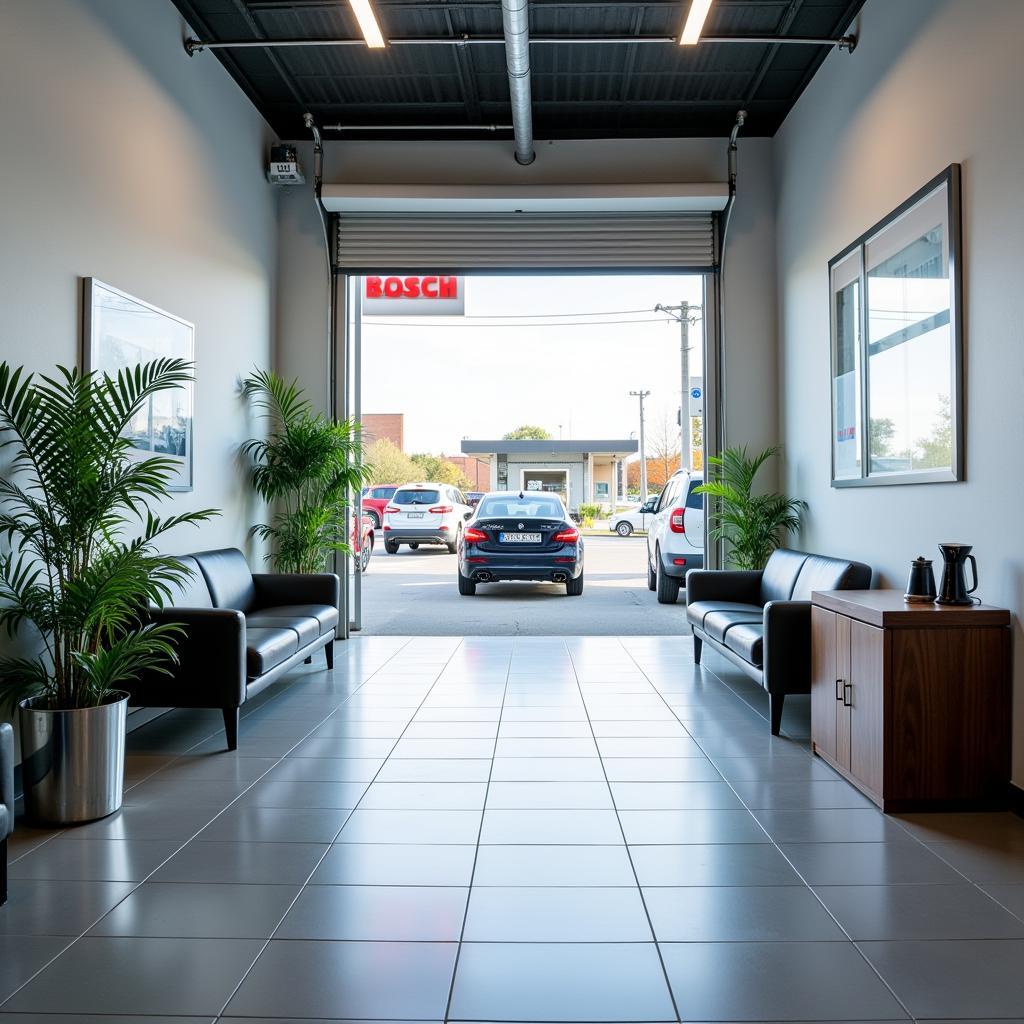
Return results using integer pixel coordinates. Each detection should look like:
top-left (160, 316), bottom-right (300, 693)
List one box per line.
top-left (266, 143), bottom-right (305, 185)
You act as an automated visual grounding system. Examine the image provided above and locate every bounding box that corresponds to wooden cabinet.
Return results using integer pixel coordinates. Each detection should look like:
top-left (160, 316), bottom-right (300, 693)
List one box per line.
top-left (811, 590), bottom-right (1011, 812)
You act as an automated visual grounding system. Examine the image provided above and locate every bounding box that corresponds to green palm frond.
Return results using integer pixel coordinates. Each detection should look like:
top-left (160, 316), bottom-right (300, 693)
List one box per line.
top-left (695, 445), bottom-right (806, 570)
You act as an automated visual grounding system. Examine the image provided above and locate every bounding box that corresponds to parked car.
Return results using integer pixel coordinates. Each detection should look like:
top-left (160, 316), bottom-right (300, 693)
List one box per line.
top-left (608, 496), bottom-right (658, 536)
top-left (458, 490), bottom-right (584, 596)
top-left (466, 491), bottom-right (484, 509)
top-left (382, 482), bottom-right (474, 554)
top-left (360, 484), bottom-right (398, 529)
top-left (646, 471), bottom-right (705, 604)
top-left (353, 513), bottom-right (374, 573)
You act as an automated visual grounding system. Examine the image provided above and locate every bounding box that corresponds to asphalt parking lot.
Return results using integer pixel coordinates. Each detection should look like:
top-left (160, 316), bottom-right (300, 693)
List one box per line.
top-left (357, 533), bottom-right (693, 636)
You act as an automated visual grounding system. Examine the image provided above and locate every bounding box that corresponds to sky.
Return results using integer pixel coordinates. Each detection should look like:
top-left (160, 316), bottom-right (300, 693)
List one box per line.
top-left (358, 273), bottom-right (706, 455)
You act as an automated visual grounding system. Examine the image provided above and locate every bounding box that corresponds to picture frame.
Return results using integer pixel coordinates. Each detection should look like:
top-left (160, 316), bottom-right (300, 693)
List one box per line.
top-left (82, 278), bottom-right (195, 491)
top-left (828, 165), bottom-right (963, 487)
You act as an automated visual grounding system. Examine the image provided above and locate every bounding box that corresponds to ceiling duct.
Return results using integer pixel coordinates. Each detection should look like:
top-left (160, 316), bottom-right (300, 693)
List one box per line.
top-left (501, 0), bottom-right (535, 166)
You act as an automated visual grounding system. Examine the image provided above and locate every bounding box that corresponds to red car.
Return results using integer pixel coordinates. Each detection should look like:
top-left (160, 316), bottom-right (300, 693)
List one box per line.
top-left (352, 513), bottom-right (374, 573)
top-left (360, 484), bottom-right (397, 529)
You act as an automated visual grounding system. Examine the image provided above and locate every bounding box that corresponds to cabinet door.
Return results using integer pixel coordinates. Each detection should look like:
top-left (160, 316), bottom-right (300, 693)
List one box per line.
top-left (849, 620), bottom-right (885, 798)
top-left (810, 606), bottom-right (839, 762)
top-left (836, 614), bottom-right (852, 769)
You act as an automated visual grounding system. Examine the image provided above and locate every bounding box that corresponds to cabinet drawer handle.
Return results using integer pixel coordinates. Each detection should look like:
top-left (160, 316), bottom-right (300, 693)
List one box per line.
top-left (835, 678), bottom-right (844, 701)
top-left (843, 682), bottom-right (852, 707)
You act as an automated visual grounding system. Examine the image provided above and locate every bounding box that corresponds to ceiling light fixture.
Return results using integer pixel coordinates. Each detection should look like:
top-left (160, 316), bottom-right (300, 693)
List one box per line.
top-left (679, 0), bottom-right (714, 45)
top-left (348, 0), bottom-right (386, 48)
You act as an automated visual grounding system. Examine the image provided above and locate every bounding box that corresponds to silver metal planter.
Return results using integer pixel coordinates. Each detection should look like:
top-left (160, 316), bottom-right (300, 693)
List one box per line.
top-left (18, 692), bottom-right (128, 825)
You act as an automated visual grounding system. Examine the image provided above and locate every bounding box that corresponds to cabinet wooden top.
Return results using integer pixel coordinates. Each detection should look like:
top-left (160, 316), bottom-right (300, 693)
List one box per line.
top-left (811, 589), bottom-right (1010, 628)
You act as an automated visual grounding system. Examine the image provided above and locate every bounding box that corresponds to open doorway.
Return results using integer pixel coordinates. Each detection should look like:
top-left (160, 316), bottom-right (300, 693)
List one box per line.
top-left (344, 272), bottom-right (710, 635)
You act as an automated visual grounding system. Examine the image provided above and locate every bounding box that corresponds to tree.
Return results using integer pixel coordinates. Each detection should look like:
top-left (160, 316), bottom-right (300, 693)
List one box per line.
top-left (410, 453), bottom-right (472, 490)
top-left (503, 424), bottom-right (551, 440)
top-left (912, 394), bottom-right (953, 469)
top-left (366, 438), bottom-right (418, 485)
top-left (647, 408), bottom-right (681, 487)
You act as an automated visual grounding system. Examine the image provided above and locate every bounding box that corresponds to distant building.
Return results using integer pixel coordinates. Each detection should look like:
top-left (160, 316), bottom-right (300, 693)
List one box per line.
top-left (445, 455), bottom-right (490, 491)
top-left (459, 439), bottom-right (639, 511)
top-left (361, 413), bottom-right (404, 451)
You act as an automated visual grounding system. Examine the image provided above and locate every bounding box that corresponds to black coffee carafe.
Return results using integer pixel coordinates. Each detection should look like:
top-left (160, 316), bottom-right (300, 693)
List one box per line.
top-left (935, 543), bottom-right (978, 606)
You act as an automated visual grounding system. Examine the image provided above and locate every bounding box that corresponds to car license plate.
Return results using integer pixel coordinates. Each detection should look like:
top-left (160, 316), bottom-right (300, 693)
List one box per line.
top-left (499, 532), bottom-right (541, 543)
top-left (407, 512), bottom-right (424, 519)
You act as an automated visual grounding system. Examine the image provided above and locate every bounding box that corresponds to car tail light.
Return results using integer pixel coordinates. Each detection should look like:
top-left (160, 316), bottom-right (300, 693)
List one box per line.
top-left (554, 557), bottom-right (576, 564)
top-left (464, 527), bottom-right (488, 543)
top-left (673, 557), bottom-right (688, 566)
top-left (669, 507), bottom-right (686, 533)
top-left (384, 505), bottom-right (399, 514)
top-left (553, 527), bottom-right (580, 543)
top-left (466, 556), bottom-right (488, 564)
top-left (429, 505), bottom-right (453, 514)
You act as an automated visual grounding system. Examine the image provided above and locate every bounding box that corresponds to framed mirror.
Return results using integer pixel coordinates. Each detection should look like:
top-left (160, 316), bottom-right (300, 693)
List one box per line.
top-left (828, 165), bottom-right (963, 487)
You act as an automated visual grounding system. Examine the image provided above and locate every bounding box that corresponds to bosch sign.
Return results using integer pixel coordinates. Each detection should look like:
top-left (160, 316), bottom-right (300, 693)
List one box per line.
top-left (362, 275), bottom-right (465, 316)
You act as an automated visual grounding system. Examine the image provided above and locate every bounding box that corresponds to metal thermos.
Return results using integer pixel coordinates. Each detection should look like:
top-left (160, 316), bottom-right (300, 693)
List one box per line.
top-left (935, 543), bottom-right (979, 606)
top-left (904, 556), bottom-right (937, 602)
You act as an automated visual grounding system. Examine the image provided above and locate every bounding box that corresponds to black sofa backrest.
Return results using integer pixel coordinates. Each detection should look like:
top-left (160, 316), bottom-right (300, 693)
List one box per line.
top-left (759, 548), bottom-right (871, 605)
top-left (194, 548), bottom-right (257, 612)
top-left (760, 548), bottom-right (807, 603)
top-left (164, 555), bottom-right (215, 609)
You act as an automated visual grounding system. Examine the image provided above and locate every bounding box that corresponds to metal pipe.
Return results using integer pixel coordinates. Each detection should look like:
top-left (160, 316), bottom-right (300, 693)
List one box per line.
top-left (501, 0), bottom-right (535, 166)
top-left (186, 34), bottom-right (856, 54)
top-left (323, 123), bottom-right (514, 131)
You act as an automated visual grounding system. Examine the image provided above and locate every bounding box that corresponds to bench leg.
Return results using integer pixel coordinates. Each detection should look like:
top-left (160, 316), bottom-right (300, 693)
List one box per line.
top-left (1, 835), bottom-right (8, 906)
top-left (325, 639), bottom-right (334, 670)
top-left (223, 707), bottom-right (239, 751)
top-left (769, 693), bottom-right (784, 736)
top-left (693, 635), bottom-right (703, 664)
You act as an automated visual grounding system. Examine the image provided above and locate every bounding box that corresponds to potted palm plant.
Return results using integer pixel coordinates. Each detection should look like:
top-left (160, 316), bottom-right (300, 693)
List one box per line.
top-left (0, 359), bottom-right (217, 824)
top-left (695, 444), bottom-right (806, 569)
top-left (241, 369), bottom-right (369, 573)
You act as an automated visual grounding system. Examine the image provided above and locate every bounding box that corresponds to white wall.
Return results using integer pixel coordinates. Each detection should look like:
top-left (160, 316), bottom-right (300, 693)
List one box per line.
top-left (275, 136), bottom-right (779, 466)
top-left (0, 1), bottom-right (277, 730)
top-left (775, 0), bottom-right (1024, 783)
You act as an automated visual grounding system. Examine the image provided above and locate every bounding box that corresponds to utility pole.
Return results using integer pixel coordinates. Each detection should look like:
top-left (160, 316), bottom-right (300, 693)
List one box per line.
top-left (629, 390), bottom-right (651, 499)
top-left (656, 301), bottom-right (701, 472)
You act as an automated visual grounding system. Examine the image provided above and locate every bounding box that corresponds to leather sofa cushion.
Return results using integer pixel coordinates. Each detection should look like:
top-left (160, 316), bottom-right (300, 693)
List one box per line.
top-left (162, 556), bottom-right (214, 609)
top-left (246, 613), bottom-right (320, 647)
top-left (792, 553), bottom-right (872, 601)
top-left (245, 627), bottom-right (299, 677)
top-left (256, 603), bottom-right (339, 635)
top-left (759, 549), bottom-right (808, 604)
top-left (0, 803), bottom-right (7, 839)
top-left (194, 548), bottom-right (257, 613)
top-left (702, 607), bottom-right (764, 644)
top-left (688, 601), bottom-right (764, 630)
top-left (724, 622), bottom-right (764, 667)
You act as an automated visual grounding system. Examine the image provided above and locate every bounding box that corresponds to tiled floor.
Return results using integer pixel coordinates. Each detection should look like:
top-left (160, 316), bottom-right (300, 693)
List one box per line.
top-left (3, 635), bottom-right (1024, 1023)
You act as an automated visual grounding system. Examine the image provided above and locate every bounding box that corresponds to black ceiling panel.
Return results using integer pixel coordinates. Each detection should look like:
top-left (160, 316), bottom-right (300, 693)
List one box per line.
top-left (171, 0), bottom-right (866, 140)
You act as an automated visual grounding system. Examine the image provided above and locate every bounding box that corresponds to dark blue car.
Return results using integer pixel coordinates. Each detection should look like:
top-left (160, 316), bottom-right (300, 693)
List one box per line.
top-left (457, 491), bottom-right (584, 597)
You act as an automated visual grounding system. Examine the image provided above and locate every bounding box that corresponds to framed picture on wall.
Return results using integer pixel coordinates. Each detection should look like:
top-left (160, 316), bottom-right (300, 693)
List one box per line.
top-left (828, 165), bottom-right (963, 487)
top-left (82, 278), bottom-right (195, 491)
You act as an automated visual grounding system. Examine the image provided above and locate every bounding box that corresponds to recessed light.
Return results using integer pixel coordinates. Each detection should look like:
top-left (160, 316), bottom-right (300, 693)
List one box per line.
top-left (679, 0), bottom-right (713, 45)
top-left (348, 0), bottom-right (386, 48)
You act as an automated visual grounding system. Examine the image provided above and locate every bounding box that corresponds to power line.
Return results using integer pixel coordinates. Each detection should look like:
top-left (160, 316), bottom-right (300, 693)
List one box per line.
top-left (434, 306), bottom-right (668, 319)
top-left (361, 317), bottom-right (677, 328)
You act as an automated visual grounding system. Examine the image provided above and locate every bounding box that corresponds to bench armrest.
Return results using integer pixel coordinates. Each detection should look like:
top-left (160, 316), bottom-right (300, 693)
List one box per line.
top-left (0, 722), bottom-right (13, 835)
top-left (252, 573), bottom-right (340, 611)
top-left (686, 569), bottom-right (764, 607)
top-left (762, 600), bottom-right (812, 694)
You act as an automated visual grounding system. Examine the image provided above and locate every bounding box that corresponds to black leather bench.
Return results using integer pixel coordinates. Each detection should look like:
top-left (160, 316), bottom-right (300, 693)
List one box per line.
top-left (1, 721), bottom-right (12, 905)
top-left (686, 548), bottom-right (871, 734)
top-left (128, 548), bottom-right (340, 750)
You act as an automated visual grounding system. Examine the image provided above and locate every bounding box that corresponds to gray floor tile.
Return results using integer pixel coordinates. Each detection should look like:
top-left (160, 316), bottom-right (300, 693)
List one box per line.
top-left (926, 838), bottom-right (1024, 884)
top-left (815, 883), bottom-right (1024, 940)
top-left (480, 808), bottom-right (623, 845)
top-left (188, 733), bottom-right (299, 757)
top-left (265, 756), bottom-right (384, 782)
top-left (375, 758), bottom-right (492, 782)
top-left (88, 881), bottom-right (300, 938)
top-left (620, 809), bottom-right (769, 845)
top-left (2, 937), bottom-right (263, 1015)
top-left (645, 885), bottom-right (846, 941)
top-left (490, 757), bottom-right (606, 782)
top-left (630, 843), bottom-right (802, 887)
top-left (660, 940), bottom-right (909, 1021)
top-left (449, 942), bottom-right (677, 1022)
top-left (225, 940), bottom-right (458, 1019)
top-left (729, 778), bottom-right (875, 809)
top-left (486, 781), bottom-right (613, 809)
top-left (0, 880), bottom-right (135, 936)
top-left (711, 756), bottom-right (839, 783)
top-left (602, 757), bottom-right (723, 782)
top-left (498, 721), bottom-right (594, 738)
top-left (148, 840), bottom-right (328, 884)
top-left (860, 939), bottom-right (1024, 1019)
top-left (196, 805), bottom-right (351, 843)
top-left (359, 782), bottom-right (488, 809)
top-left (403, 721), bottom-right (499, 738)
top-left (589, 720), bottom-right (690, 737)
top-left (0, 1016), bottom-right (215, 1023)
top-left (153, 756), bottom-right (280, 782)
top-left (277, 884), bottom-right (468, 940)
top-left (291, 736), bottom-right (397, 758)
top-left (596, 737), bottom-right (704, 758)
top-left (337, 808), bottom-right (482, 844)
top-left (123, 778), bottom-right (254, 808)
top-left (610, 781), bottom-right (743, 810)
top-left (981, 883), bottom-right (1024, 920)
top-left (8, 838), bottom-right (181, 881)
top-left (494, 737), bottom-right (599, 757)
top-left (752, 808), bottom-right (905, 843)
top-left (59, 804), bottom-right (216, 842)
top-left (463, 886), bottom-right (651, 941)
top-left (472, 844), bottom-right (636, 887)
top-left (236, 779), bottom-right (369, 808)
top-left (308, 720), bottom-right (406, 738)
top-left (310, 843), bottom-right (477, 885)
top-left (893, 811), bottom-right (1024, 844)
top-left (781, 840), bottom-right (967, 885)
top-left (390, 737), bottom-right (496, 758)
top-left (0, 935), bottom-right (72, 1003)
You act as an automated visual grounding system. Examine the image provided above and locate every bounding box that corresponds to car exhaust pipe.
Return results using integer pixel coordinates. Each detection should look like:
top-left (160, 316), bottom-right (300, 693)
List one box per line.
top-left (476, 571), bottom-right (493, 582)
top-left (553, 572), bottom-right (568, 583)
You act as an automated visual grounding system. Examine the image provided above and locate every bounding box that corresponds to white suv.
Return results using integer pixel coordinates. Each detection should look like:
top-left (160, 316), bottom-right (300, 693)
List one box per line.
top-left (646, 471), bottom-right (705, 604)
top-left (382, 482), bottom-right (474, 555)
